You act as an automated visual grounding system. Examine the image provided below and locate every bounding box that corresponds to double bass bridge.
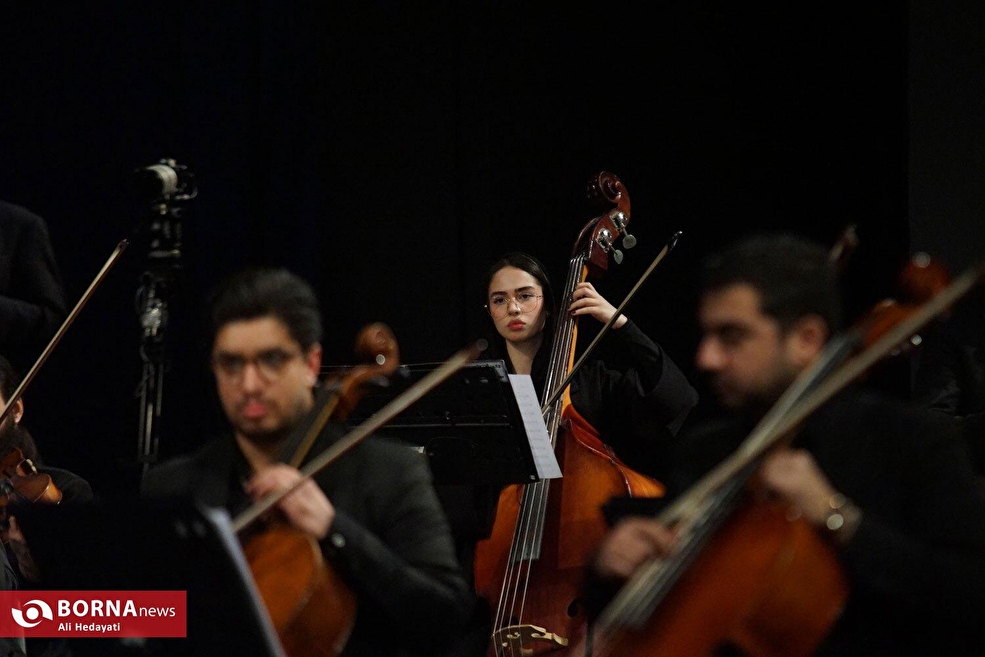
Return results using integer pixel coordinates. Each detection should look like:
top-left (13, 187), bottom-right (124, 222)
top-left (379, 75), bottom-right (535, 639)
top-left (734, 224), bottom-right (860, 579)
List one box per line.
top-left (492, 624), bottom-right (569, 656)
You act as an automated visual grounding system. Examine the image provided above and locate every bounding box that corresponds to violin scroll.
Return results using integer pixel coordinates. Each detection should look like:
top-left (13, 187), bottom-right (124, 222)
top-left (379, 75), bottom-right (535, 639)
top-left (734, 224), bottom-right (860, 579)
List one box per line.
top-left (856, 252), bottom-right (953, 351)
top-left (335, 323), bottom-right (400, 417)
top-left (896, 252), bottom-right (951, 306)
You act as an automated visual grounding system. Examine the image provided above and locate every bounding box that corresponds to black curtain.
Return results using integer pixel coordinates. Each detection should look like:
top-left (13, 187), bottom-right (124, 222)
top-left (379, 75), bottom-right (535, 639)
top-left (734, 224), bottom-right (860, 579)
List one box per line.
top-left (0, 2), bottom-right (912, 497)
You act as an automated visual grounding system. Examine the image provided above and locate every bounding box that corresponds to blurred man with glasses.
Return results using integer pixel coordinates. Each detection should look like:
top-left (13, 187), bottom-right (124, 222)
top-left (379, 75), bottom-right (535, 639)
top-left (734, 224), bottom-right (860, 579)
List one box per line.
top-left (143, 267), bottom-right (471, 657)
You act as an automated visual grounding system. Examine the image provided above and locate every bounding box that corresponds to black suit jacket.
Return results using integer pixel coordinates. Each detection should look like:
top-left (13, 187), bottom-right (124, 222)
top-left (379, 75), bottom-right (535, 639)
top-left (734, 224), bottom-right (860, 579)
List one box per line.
top-left (142, 430), bottom-right (472, 657)
top-left (0, 201), bottom-right (67, 373)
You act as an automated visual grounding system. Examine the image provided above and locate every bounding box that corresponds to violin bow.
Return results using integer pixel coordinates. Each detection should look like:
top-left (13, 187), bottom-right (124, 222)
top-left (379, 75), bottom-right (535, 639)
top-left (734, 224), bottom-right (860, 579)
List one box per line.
top-left (540, 230), bottom-right (683, 413)
top-left (0, 240), bottom-right (129, 426)
top-left (828, 223), bottom-right (859, 274)
top-left (232, 339), bottom-right (487, 533)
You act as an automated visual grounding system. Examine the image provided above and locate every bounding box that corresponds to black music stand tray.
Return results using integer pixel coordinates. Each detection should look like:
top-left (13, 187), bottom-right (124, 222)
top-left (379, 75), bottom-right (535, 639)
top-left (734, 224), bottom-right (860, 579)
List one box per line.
top-left (323, 359), bottom-right (543, 486)
top-left (15, 499), bottom-right (284, 657)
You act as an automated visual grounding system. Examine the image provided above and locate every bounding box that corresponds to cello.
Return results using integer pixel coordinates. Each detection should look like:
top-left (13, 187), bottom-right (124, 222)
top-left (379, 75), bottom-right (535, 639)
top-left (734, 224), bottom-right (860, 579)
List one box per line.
top-left (580, 256), bottom-right (984, 657)
top-left (238, 322), bottom-right (399, 657)
top-left (474, 171), bottom-right (665, 656)
top-left (233, 327), bottom-right (485, 657)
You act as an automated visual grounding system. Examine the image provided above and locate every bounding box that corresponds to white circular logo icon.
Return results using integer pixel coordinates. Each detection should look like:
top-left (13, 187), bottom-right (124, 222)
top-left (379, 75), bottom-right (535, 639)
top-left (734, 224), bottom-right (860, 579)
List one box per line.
top-left (11, 599), bottom-right (53, 628)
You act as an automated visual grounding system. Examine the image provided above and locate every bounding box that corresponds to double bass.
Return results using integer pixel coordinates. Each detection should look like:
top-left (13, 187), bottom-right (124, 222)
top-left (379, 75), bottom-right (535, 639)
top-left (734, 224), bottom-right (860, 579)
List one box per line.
top-left (474, 172), bottom-right (664, 655)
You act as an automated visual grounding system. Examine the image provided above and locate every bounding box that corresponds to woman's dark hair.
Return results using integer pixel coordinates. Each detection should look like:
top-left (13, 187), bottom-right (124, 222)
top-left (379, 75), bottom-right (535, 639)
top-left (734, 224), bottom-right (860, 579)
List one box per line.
top-left (207, 267), bottom-right (323, 351)
top-left (482, 252), bottom-right (556, 322)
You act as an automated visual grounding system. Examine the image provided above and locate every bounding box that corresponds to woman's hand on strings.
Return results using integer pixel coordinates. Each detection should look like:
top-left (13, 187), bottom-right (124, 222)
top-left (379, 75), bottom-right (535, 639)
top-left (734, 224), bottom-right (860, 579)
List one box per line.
top-left (569, 282), bottom-right (629, 329)
top-left (246, 464), bottom-right (336, 540)
top-left (592, 517), bottom-right (679, 580)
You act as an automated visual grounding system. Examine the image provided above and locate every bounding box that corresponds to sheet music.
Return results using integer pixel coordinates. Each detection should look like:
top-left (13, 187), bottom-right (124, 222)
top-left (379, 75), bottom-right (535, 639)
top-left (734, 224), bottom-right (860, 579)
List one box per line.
top-left (509, 374), bottom-right (562, 479)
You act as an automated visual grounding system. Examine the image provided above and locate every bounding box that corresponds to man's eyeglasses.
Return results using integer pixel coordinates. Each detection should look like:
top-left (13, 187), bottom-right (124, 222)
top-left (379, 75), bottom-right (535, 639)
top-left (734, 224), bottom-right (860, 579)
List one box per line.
top-left (212, 348), bottom-right (304, 381)
top-left (486, 292), bottom-right (543, 318)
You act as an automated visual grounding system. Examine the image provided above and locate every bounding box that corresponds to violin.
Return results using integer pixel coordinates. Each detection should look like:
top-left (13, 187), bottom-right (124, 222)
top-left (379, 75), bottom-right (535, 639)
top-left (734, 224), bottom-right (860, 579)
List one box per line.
top-left (240, 322), bottom-right (399, 657)
top-left (474, 171), bottom-right (663, 656)
top-left (0, 446), bottom-right (62, 543)
top-left (579, 257), bottom-right (985, 657)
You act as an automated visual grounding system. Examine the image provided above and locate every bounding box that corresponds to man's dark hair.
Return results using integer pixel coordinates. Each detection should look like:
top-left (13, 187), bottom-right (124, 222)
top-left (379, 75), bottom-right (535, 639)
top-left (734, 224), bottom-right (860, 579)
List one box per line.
top-left (701, 233), bottom-right (842, 333)
top-left (207, 267), bottom-right (323, 350)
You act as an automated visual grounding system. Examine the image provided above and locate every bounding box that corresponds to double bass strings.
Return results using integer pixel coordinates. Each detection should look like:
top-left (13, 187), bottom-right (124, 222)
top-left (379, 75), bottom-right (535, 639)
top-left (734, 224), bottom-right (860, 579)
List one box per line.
top-left (540, 232), bottom-right (681, 414)
top-left (493, 254), bottom-right (583, 648)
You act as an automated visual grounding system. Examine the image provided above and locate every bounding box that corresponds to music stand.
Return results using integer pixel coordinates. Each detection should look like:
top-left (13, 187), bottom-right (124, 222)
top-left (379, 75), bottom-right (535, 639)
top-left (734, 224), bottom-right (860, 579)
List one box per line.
top-left (322, 359), bottom-right (543, 486)
top-left (14, 499), bottom-right (284, 657)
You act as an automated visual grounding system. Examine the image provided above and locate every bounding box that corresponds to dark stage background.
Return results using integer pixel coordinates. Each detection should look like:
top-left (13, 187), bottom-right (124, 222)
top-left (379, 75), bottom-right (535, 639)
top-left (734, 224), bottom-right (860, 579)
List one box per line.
top-left (0, 2), bottom-right (981, 498)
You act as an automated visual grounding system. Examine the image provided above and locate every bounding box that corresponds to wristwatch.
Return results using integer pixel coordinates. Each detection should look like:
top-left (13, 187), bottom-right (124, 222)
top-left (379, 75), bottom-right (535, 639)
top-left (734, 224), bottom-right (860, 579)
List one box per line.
top-left (824, 493), bottom-right (862, 545)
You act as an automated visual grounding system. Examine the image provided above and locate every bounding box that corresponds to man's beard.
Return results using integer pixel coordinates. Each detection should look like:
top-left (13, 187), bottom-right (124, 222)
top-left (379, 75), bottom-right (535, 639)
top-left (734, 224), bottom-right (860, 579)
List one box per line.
top-left (234, 395), bottom-right (312, 449)
top-left (711, 362), bottom-right (801, 422)
top-left (237, 423), bottom-right (291, 447)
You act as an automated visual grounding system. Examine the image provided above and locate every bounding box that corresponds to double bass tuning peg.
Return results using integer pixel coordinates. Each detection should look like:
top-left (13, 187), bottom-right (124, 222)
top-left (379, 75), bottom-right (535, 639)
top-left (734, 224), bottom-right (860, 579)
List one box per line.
top-left (596, 228), bottom-right (624, 264)
top-left (610, 211), bottom-right (636, 250)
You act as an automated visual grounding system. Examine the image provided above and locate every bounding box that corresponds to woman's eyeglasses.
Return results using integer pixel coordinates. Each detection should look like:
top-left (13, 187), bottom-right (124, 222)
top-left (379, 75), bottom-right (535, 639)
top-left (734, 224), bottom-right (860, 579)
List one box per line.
top-left (486, 292), bottom-right (543, 318)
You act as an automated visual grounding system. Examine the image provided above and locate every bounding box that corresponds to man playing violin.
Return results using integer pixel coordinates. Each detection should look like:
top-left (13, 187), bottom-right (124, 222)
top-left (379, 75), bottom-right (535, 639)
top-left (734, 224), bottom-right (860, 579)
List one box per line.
top-left (590, 234), bottom-right (985, 655)
top-left (141, 267), bottom-right (471, 657)
top-left (0, 353), bottom-right (93, 657)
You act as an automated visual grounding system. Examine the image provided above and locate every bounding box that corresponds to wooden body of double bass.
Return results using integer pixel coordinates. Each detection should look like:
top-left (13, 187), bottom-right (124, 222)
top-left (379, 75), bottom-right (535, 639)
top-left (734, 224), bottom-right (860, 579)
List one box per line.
top-left (474, 171), bottom-right (662, 655)
top-left (474, 404), bottom-right (663, 655)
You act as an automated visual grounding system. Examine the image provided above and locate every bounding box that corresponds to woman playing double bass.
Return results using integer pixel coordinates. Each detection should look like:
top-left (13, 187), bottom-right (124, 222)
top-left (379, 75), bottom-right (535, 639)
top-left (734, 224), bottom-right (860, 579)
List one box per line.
top-left (471, 171), bottom-right (699, 657)
top-left (587, 233), bottom-right (985, 656)
top-left (481, 252), bottom-right (698, 479)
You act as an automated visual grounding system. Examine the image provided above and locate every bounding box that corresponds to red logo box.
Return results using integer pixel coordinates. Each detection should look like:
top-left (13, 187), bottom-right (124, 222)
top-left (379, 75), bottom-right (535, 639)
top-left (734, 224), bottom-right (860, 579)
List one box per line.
top-left (0, 591), bottom-right (186, 638)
